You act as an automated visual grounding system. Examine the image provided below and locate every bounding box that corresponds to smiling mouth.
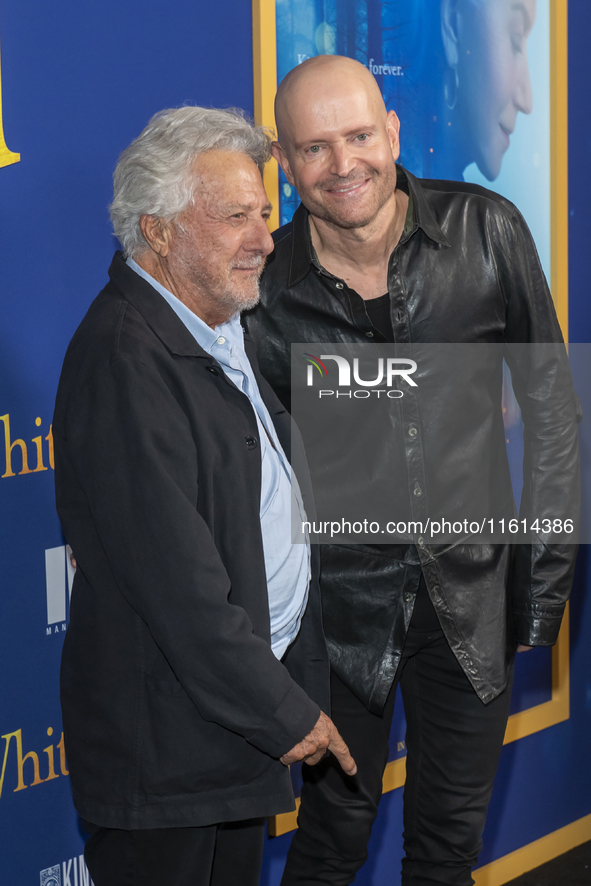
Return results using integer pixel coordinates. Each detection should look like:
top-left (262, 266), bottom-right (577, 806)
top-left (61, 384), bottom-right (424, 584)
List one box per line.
top-left (324, 178), bottom-right (370, 196)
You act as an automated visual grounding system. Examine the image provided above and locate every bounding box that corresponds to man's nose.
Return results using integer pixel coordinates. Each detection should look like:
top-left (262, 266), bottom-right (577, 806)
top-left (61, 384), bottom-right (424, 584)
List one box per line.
top-left (246, 216), bottom-right (275, 257)
top-left (329, 143), bottom-right (357, 178)
top-left (515, 54), bottom-right (533, 115)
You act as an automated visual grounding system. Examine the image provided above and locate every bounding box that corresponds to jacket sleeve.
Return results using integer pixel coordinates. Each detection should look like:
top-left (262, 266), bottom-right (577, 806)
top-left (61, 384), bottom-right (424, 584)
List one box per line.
top-left (496, 205), bottom-right (580, 645)
top-left (54, 351), bottom-right (320, 757)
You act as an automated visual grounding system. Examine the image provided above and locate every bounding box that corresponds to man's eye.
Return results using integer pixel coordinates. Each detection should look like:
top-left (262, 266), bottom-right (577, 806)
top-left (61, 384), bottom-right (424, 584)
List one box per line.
top-left (356, 134), bottom-right (369, 141)
top-left (231, 213), bottom-right (245, 219)
top-left (308, 145), bottom-right (321, 154)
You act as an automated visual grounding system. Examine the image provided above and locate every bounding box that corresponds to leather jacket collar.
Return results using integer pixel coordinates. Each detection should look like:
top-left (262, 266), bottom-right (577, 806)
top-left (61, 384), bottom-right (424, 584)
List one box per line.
top-left (284, 165), bottom-right (450, 289)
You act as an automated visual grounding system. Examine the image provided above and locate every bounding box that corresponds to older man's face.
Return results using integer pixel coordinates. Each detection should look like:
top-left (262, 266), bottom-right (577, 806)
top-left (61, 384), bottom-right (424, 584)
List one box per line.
top-left (172, 151), bottom-right (274, 316)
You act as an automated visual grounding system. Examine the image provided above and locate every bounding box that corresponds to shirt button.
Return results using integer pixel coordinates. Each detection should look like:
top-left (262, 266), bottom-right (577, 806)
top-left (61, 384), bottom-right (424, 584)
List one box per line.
top-left (414, 483), bottom-right (423, 497)
top-left (366, 331), bottom-right (374, 338)
top-left (245, 435), bottom-right (258, 449)
top-left (408, 426), bottom-right (418, 437)
top-left (206, 366), bottom-right (218, 376)
top-left (335, 282), bottom-right (344, 290)
top-left (216, 336), bottom-right (226, 345)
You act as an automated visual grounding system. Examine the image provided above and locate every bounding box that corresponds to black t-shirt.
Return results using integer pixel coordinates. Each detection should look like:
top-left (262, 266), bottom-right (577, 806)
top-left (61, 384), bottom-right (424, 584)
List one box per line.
top-left (364, 292), bottom-right (394, 341)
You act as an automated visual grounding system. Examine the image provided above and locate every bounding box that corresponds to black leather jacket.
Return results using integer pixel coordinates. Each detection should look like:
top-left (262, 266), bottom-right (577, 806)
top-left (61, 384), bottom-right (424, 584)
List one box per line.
top-left (244, 167), bottom-right (579, 712)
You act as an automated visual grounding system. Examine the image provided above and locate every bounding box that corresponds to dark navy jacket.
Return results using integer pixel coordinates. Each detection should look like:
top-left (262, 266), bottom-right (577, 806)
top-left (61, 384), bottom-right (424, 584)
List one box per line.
top-left (54, 252), bottom-right (329, 829)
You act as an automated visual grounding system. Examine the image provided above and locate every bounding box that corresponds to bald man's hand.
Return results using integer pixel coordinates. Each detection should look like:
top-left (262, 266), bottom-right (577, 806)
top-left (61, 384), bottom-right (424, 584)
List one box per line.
top-left (280, 711), bottom-right (357, 775)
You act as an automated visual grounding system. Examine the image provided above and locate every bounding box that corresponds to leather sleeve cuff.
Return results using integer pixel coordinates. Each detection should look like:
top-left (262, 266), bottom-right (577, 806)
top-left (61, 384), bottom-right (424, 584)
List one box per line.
top-left (513, 606), bottom-right (566, 647)
top-left (245, 681), bottom-right (321, 759)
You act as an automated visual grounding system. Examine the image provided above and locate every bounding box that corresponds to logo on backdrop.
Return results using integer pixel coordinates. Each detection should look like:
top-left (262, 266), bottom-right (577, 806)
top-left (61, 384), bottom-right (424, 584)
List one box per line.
top-left (45, 545), bottom-right (74, 636)
top-left (40, 857), bottom-right (94, 886)
top-left (40, 864), bottom-right (62, 886)
top-left (40, 866), bottom-right (61, 886)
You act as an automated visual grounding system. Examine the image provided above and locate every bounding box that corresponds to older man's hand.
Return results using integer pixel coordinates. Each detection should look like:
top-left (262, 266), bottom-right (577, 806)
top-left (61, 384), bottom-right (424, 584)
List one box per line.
top-left (280, 711), bottom-right (357, 775)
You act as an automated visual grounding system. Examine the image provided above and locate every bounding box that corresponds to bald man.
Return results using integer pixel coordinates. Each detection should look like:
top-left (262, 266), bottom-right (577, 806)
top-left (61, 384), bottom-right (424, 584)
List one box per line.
top-left (244, 56), bottom-right (578, 886)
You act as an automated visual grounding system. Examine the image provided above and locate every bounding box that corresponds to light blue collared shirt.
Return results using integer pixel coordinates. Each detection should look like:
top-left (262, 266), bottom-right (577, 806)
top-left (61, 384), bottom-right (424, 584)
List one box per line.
top-left (127, 257), bottom-right (310, 659)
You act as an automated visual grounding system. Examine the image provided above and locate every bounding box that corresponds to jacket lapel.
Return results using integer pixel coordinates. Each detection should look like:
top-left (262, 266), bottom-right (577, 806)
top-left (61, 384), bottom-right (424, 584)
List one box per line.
top-left (108, 251), bottom-right (210, 359)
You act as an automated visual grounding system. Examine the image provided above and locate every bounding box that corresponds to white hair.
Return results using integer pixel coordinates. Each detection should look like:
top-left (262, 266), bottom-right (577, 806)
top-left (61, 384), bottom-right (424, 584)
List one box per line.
top-left (109, 106), bottom-right (272, 258)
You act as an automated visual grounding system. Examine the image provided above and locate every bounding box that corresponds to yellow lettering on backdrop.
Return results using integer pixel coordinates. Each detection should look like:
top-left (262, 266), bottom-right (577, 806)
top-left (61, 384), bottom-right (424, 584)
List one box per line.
top-left (45, 424), bottom-right (55, 470)
top-left (31, 417), bottom-right (48, 472)
top-left (0, 729), bottom-right (44, 795)
top-left (43, 728), bottom-right (59, 781)
top-left (0, 728), bottom-right (68, 797)
top-left (0, 415), bottom-right (55, 478)
top-left (0, 35), bottom-right (20, 168)
top-left (1, 414), bottom-right (31, 477)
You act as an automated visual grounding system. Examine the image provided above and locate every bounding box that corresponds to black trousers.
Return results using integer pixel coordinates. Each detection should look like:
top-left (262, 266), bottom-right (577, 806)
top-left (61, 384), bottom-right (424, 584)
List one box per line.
top-left (281, 582), bottom-right (514, 886)
top-left (83, 817), bottom-right (266, 886)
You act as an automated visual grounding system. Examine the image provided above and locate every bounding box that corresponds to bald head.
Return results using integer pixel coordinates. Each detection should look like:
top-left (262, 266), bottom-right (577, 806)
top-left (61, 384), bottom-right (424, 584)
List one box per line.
top-left (275, 55), bottom-right (388, 148)
top-left (271, 55), bottom-right (401, 232)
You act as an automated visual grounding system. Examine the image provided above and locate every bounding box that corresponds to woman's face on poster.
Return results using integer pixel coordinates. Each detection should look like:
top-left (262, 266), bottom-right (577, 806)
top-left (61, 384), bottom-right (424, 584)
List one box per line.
top-left (456, 0), bottom-right (536, 180)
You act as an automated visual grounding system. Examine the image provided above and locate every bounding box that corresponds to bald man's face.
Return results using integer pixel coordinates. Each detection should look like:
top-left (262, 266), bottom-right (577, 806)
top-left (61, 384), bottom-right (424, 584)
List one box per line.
top-left (274, 78), bottom-right (400, 229)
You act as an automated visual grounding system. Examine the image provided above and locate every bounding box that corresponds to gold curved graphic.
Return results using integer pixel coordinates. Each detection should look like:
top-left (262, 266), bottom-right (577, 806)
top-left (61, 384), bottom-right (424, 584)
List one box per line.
top-left (0, 33), bottom-right (20, 169)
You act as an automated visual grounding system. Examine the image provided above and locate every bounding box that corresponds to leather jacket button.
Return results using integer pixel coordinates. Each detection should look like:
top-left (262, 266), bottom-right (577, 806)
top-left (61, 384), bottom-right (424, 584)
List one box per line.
top-left (245, 435), bottom-right (258, 449)
top-left (414, 483), bottom-right (423, 496)
top-left (365, 331), bottom-right (374, 338)
top-left (417, 536), bottom-right (424, 546)
top-left (335, 282), bottom-right (344, 290)
top-left (404, 592), bottom-right (414, 603)
top-left (409, 426), bottom-right (418, 437)
top-left (206, 365), bottom-right (218, 375)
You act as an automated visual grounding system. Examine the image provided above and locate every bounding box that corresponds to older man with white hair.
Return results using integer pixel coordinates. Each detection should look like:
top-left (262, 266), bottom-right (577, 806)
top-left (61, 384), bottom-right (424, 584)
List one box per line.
top-left (53, 106), bottom-right (355, 886)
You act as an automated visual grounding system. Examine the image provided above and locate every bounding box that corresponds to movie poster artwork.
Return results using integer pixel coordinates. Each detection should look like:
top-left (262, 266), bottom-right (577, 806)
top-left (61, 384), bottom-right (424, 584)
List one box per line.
top-left (276, 0), bottom-right (550, 283)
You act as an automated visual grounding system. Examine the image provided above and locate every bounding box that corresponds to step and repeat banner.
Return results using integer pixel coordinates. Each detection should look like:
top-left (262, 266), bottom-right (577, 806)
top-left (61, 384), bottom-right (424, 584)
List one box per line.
top-left (0, 2), bottom-right (256, 882)
top-left (1, 1), bottom-right (590, 884)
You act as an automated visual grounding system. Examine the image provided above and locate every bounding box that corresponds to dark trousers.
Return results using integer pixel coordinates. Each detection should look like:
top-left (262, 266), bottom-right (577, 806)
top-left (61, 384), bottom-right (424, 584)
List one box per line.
top-left (84, 817), bottom-right (266, 886)
top-left (281, 587), bottom-right (514, 886)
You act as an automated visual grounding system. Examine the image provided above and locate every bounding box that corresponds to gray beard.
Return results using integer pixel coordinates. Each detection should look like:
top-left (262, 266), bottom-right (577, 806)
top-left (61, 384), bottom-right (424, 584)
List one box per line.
top-left (212, 275), bottom-right (261, 316)
top-left (175, 248), bottom-right (263, 318)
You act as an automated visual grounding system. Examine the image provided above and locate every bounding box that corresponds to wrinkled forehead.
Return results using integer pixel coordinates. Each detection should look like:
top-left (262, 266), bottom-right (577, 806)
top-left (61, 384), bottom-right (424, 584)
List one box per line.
top-left (189, 150), bottom-right (264, 198)
top-left (191, 149), bottom-right (260, 182)
top-left (279, 77), bottom-right (387, 148)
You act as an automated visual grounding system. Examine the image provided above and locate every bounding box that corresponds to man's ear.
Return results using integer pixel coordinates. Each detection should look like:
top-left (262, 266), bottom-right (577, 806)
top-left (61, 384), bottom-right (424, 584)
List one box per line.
top-left (272, 142), bottom-right (296, 187)
top-left (386, 110), bottom-right (401, 162)
top-left (441, 0), bottom-right (460, 69)
top-left (139, 215), bottom-right (172, 257)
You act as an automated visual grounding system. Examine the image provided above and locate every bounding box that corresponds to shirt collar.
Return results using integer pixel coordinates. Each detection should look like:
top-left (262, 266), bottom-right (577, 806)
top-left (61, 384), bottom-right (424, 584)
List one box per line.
top-left (126, 256), bottom-right (242, 354)
top-left (400, 166), bottom-right (451, 248)
top-left (286, 163), bottom-right (450, 288)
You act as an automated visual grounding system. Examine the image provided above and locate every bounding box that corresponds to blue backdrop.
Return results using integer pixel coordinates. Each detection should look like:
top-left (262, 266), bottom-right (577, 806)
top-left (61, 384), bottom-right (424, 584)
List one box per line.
top-left (1, 2), bottom-right (589, 884)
